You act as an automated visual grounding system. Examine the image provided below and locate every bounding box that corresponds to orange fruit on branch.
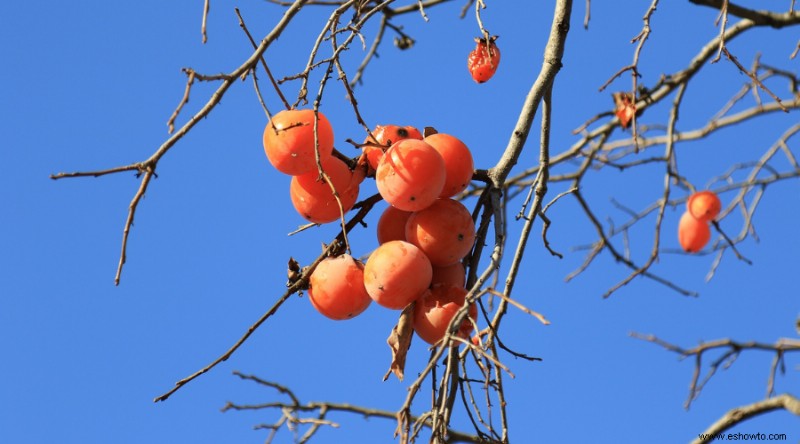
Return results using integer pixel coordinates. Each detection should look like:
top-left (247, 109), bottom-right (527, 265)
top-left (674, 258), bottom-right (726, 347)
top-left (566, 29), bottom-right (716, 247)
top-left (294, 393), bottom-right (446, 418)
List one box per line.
top-left (363, 125), bottom-right (423, 171)
top-left (309, 254), bottom-right (372, 320)
top-left (678, 211), bottom-right (711, 253)
top-left (467, 36), bottom-right (501, 83)
top-left (423, 133), bottom-right (474, 198)
top-left (263, 109), bottom-right (334, 176)
top-left (289, 156), bottom-right (359, 224)
top-left (413, 284), bottom-right (477, 345)
top-left (431, 262), bottom-right (466, 289)
top-left (376, 139), bottom-right (446, 212)
top-left (687, 190), bottom-right (721, 222)
top-left (376, 205), bottom-right (412, 245)
top-left (405, 198), bottom-right (476, 267)
top-left (363, 240), bottom-right (432, 310)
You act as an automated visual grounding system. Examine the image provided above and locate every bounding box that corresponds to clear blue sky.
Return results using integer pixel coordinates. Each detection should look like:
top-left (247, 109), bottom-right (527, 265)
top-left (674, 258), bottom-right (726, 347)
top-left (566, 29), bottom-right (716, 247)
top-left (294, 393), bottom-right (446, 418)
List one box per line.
top-left (2, 1), bottom-right (798, 443)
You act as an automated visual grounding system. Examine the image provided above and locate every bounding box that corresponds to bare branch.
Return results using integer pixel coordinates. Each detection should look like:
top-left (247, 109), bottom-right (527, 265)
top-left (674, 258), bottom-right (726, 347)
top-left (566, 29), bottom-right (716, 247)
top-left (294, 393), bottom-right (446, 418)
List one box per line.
top-left (631, 333), bottom-right (800, 409)
top-left (691, 394), bottom-right (800, 444)
top-left (201, 0), bottom-right (210, 43)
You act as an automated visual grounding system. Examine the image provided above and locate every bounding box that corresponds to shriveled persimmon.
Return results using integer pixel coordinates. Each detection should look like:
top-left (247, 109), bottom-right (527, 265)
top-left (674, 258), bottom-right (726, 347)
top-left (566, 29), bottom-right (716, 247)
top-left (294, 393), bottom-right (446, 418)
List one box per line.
top-left (678, 211), bottom-right (711, 253)
top-left (309, 254), bottom-right (372, 320)
top-left (406, 198), bottom-right (476, 266)
top-left (290, 156), bottom-right (359, 224)
top-left (424, 133), bottom-right (474, 198)
top-left (376, 205), bottom-right (412, 245)
top-left (431, 262), bottom-right (466, 289)
top-left (376, 139), bottom-right (446, 212)
top-left (363, 240), bottom-right (432, 310)
top-left (687, 190), bottom-right (721, 222)
top-left (363, 125), bottom-right (423, 171)
top-left (263, 109), bottom-right (334, 176)
top-left (413, 284), bottom-right (477, 345)
top-left (612, 92), bottom-right (636, 129)
top-left (467, 36), bottom-right (500, 83)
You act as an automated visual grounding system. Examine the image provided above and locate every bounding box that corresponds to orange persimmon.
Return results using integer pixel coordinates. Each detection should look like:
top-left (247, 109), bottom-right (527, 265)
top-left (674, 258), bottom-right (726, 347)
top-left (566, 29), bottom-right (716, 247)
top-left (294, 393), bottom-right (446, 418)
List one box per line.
top-left (263, 109), bottom-right (334, 176)
top-left (678, 211), bottom-right (711, 253)
top-left (376, 139), bottom-right (446, 212)
top-left (363, 240), bottom-right (433, 310)
top-left (309, 254), bottom-right (372, 320)
top-left (687, 190), bottom-right (721, 222)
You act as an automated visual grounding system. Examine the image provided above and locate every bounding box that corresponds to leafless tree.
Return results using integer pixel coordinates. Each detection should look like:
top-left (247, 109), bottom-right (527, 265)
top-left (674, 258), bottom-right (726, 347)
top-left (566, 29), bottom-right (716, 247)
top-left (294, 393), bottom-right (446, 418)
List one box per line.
top-left (51, 0), bottom-right (800, 442)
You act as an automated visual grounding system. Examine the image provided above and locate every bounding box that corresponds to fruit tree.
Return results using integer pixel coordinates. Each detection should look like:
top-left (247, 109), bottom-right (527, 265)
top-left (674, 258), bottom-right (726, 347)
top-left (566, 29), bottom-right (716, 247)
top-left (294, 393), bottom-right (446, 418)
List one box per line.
top-left (37, 0), bottom-right (800, 443)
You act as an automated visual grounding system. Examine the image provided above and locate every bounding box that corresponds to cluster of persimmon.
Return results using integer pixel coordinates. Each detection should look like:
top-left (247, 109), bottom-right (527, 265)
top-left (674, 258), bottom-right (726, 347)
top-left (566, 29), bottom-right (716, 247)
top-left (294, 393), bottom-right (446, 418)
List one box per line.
top-left (263, 110), bottom-right (478, 346)
top-left (678, 190), bottom-right (721, 253)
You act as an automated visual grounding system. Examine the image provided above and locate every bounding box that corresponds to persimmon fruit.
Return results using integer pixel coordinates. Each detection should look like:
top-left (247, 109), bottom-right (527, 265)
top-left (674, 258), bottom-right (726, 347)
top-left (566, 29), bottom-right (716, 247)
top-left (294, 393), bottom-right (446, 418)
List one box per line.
top-left (467, 37), bottom-right (500, 83)
top-left (363, 240), bottom-right (432, 310)
top-left (424, 133), bottom-right (474, 198)
top-left (431, 262), bottom-right (466, 289)
top-left (289, 156), bottom-right (359, 224)
top-left (687, 190), bottom-right (721, 222)
top-left (363, 125), bottom-right (423, 170)
top-left (612, 92), bottom-right (636, 129)
top-left (413, 284), bottom-right (477, 345)
top-left (263, 109), bottom-right (334, 176)
top-left (309, 254), bottom-right (372, 320)
top-left (406, 198), bottom-right (476, 266)
top-left (678, 211), bottom-right (711, 253)
top-left (376, 139), bottom-right (446, 212)
top-left (376, 205), bottom-right (412, 245)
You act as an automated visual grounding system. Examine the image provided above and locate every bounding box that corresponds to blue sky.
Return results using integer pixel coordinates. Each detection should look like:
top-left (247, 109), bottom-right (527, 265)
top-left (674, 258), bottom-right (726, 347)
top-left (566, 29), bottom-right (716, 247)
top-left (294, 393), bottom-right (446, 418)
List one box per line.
top-left (2, 1), bottom-right (799, 443)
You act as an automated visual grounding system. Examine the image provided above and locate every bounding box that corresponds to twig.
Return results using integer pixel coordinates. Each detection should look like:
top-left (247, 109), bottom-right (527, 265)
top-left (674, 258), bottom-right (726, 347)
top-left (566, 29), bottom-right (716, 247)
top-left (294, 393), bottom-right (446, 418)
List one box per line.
top-left (486, 289), bottom-right (550, 325)
top-left (721, 46), bottom-right (788, 112)
top-left (711, 0), bottom-right (729, 62)
top-left (167, 68), bottom-right (197, 134)
top-left (631, 333), bottom-right (800, 409)
top-left (225, 373), bottom-right (486, 443)
top-left (584, 0), bottom-right (590, 29)
top-left (51, 0), bottom-right (310, 285)
top-left (202, 0), bottom-right (210, 43)
top-left (350, 14), bottom-right (387, 87)
top-left (153, 192), bottom-right (382, 402)
top-left (235, 7), bottom-right (289, 112)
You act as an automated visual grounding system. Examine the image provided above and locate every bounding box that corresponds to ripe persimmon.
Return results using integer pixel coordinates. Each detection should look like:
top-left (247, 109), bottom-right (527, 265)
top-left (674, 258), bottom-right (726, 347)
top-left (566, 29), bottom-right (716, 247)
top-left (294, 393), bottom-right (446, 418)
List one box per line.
top-left (431, 262), bottom-right (466, 289)
top-left (290, 156), bottom-right (359, 224)
top-left (413, 284), bottom-right (477, 345)
top-left (687, 190), bottom-right (721, 222)
top-left (678, 211), bottom-right (711, 253)
top-left (363, 125), bottom-right (423, 171)
top-left (406, 198), bottom-right (476, 266)
top-left (376, 139), bottom-right (446, 212)
top-left (376, 205), bottom-right (412, 245)
top-left (309, 254), bottom-right (372, 320)
top-left (424, 133), bottom-right (474, 198)
top-left (263, 109), bottom-right (334, 176)
top-left (363, 240), bottom-right (432, 310)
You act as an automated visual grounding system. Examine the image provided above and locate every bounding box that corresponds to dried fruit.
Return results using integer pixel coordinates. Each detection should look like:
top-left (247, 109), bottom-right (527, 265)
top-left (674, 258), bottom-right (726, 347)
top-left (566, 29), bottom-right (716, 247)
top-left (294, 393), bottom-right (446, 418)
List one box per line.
top-left (468, 36), bottom-right (501, 83)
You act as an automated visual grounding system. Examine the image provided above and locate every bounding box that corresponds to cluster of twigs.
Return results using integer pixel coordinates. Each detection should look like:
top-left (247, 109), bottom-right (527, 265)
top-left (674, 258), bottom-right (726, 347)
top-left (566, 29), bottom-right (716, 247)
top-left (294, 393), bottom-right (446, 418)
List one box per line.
top-left (631, 332), bottom-right (800, 444)
top-left (632, 333), bottom-right (800, 409)
top-left (50, 0), bottom-right (800, 443)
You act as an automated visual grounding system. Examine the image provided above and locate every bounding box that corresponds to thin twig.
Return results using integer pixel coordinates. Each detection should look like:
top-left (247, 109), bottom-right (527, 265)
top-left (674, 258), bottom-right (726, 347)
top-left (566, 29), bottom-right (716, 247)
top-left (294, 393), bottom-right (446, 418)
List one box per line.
top-left (202, 0), bottom-right (210, 43)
